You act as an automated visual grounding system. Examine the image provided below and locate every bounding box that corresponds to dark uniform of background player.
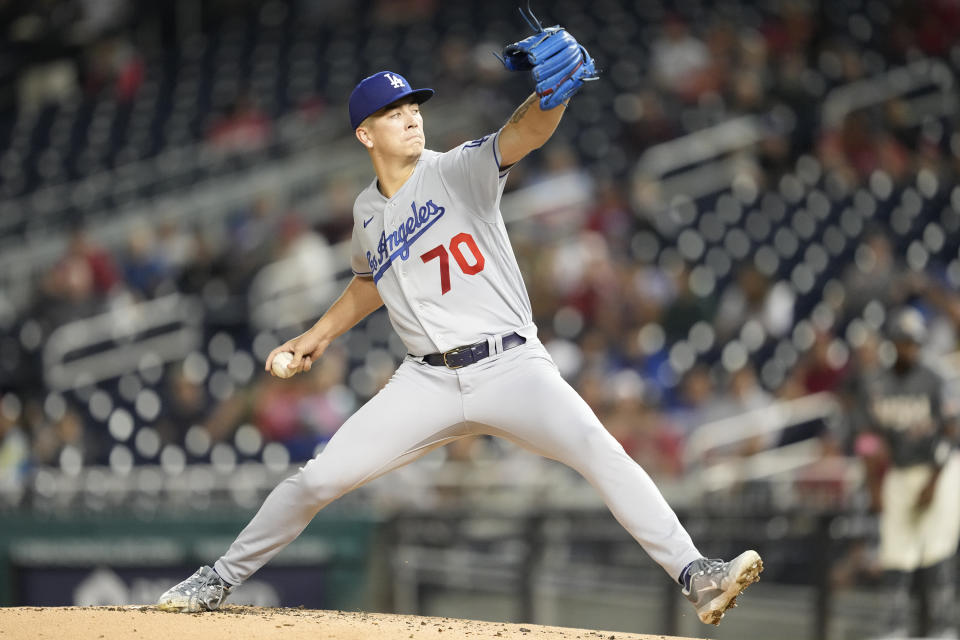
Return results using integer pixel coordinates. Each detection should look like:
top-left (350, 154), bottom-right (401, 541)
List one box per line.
top-left (854, 307), bottom-right (959, 638)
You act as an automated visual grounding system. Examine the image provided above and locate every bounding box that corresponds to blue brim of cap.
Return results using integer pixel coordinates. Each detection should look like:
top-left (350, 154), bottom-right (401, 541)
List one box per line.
top-left (353, 88), bottom-right (435, 130)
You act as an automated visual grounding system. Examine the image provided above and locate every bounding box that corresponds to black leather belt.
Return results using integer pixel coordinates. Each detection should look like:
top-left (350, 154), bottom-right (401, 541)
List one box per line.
top-left (422, 332), bottom-right (526, 369)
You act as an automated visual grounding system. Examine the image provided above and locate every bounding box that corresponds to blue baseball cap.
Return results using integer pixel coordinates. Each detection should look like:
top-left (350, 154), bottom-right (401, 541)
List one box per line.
top-left (349, 71), bottom-right (434, 130)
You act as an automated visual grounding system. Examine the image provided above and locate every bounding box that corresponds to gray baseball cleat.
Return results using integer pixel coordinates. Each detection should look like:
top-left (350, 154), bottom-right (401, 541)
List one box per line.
top-left (682, 550), bottom-right (763, 625)
top-left (156, 565), bottom-right (233, 612)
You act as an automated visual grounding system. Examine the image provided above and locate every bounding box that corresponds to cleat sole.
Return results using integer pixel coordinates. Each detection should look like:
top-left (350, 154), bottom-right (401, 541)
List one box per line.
top-left (698, 551), bottom-right (764, 625)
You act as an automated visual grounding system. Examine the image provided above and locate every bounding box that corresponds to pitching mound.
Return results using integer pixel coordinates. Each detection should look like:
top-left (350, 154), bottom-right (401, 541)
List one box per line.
top-left (0, 606), bottom-right (703, 640)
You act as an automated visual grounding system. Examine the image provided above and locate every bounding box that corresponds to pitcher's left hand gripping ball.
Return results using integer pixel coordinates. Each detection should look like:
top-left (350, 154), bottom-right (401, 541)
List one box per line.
top-left (499, 7), bottom-right (599, 109)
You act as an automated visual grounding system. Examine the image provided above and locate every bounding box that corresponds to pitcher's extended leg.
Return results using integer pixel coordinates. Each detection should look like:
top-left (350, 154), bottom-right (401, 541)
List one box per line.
top-left (213, 361), bottom-right (464, 586)
top-left (461, 345), bottom-right (701, 580)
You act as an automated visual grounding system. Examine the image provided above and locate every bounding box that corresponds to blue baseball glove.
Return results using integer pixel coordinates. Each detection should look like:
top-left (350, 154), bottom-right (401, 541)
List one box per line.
top-left (499, 7), bottom-right (598, 110)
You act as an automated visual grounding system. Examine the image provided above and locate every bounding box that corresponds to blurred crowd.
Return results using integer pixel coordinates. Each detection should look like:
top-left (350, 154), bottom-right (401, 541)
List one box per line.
top-left (1, 0), bottom-right (960, 505)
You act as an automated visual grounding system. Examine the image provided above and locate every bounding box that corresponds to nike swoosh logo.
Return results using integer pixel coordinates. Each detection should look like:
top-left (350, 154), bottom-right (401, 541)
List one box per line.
top-left (363, 216), bottom-right (375, 228)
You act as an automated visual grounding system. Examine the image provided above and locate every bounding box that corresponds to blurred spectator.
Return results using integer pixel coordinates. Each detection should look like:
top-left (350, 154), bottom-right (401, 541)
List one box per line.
top-left (175, 227), bottom-right (222, 295)
top-left (620, 89), bottom-right (681, 150)
top-left (62, 226), bottom-right (122, 296)
top-left (40, 249), bottom-right (98, 323)
top-left (709, 365), bottom-right (776, 455)
top-left (29, 401), bottom-right (87, 467)
top-left (297, 347), bottom-right (355, 440)
top-left (584, 178), bottom-right (633, 256)
top-left (629, 264), bottom-right (673, 325)
top-left (204, 345), bottom-right (356, 458)
top-left (729, 70), bottom-right (765, 114)
top-left (817, 110), bottom-right (911, 185)
top-left (16, 60), bottom-right (78, 111)
top-left (0, 394), bottom-right (30, 491)
top-left (251, 375), bottom-right (312, 446)
top-left (718, 365), bottom-right (774, 417)
top-left (548, 232), bottom-right (617, 327)
top-left (801, 332), bottom-right (849, 394)
top-left (74, 0), bottom-right (132, 40)
top-left (661, 266), bottom-right (716, 344)
top-left (923, 282), bottom-right (960, 358)
top-left (222, 197), bottom-right (282, 292)
top-left (715, 264), bottom-right (795, 342)
top-left (247, 213), bottom-right (336, 331)
top-left (208, 94), bottom-right (272, 154)
top-left (841, 230), bottom-right (904, 321)
top-left (576, 329), bottom-right (618, 378)
top-left (276, 213), bottom-right (326, 264)
top-left (668, 365), bottom-right (726, 434)
top-left (155, 220), bottom-right (201, 275)
top-left (761, 2), bottom-right (814, 57)
top-left (651, 16), bottom-right (711, 100)
top-left (372, 0), bottom-right (436, 26)
top-left (614, 321), bottom-right (670, 404)
top-left (121, 225), bottom-right (172, 299)
top-left (893, 0), bottom-right (960, 57)
top-left (39, 226), bottom-right (120, 325)
top-left (156, 365), bottom-right (211, 446)
top-left (83, 37), bottom-right (143, 102)
top-left (314, 177), bottom-right (362, 245)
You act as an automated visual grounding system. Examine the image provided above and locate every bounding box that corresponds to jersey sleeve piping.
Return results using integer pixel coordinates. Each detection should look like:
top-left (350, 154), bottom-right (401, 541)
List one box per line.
top-left (492, 129), bottom-right (504, 169)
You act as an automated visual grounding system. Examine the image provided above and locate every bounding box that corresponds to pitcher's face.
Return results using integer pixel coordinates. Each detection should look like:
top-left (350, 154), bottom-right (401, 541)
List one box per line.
top-left (357, 97), bottom-right (424, 159)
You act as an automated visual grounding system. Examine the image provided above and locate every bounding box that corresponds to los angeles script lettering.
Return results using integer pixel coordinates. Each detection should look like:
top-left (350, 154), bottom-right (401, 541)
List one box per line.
top-left (367, 199), bottom-right (446, 281)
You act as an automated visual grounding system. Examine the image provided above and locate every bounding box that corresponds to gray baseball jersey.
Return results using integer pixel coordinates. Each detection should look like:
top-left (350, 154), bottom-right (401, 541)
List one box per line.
top-left (349, 131), bottom-right (536, 356)
top-left (859, 363), bottom-right (951, 468)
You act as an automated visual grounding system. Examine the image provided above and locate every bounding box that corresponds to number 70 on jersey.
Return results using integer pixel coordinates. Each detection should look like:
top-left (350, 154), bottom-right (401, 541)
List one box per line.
top-left (419, 232), bottom-right (485, 294)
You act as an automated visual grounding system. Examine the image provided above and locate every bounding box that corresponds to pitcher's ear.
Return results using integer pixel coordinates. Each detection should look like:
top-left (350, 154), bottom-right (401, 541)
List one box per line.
top-left (356, 126), bottom-right (374, 148)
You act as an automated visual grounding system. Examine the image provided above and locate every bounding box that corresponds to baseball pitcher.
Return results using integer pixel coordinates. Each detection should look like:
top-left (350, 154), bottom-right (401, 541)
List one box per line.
top-left (158, 12), bottom-right (762, 626)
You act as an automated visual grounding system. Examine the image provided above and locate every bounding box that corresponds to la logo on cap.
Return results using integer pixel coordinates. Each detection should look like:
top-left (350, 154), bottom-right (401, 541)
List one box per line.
top-left (384, 73), bottom-right (405, 89)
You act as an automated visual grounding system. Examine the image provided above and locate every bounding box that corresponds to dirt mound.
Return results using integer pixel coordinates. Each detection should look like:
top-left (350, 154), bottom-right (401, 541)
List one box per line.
top-left (0, 606), bottom-right (702, 640)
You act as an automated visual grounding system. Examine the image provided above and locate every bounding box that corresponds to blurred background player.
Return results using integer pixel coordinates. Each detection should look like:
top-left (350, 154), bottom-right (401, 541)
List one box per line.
top-left (855, 308), bottom-right (960, 639)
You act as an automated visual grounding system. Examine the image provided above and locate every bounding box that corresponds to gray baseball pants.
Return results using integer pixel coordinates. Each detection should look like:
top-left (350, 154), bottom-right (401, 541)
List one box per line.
top-left (214, 342), bottom-right (702, 586)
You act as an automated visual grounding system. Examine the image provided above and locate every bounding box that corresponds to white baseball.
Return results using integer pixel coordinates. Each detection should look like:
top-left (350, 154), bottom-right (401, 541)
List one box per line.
top-left (271, 351), bottom-right (297, 379)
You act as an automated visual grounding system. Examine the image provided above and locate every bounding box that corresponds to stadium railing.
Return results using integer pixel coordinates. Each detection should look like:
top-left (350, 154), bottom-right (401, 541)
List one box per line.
top-left (822, 57), bottom-right (957, 129)
top-left (42, 293), bottom-right (202, 391)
